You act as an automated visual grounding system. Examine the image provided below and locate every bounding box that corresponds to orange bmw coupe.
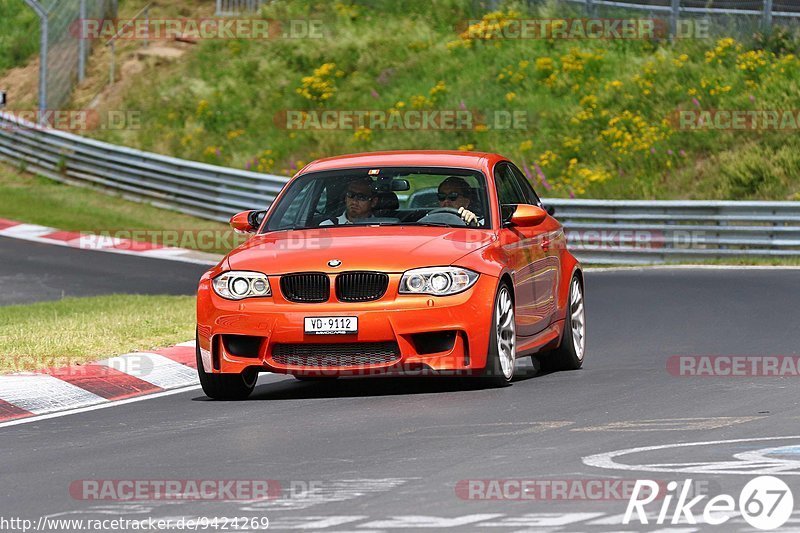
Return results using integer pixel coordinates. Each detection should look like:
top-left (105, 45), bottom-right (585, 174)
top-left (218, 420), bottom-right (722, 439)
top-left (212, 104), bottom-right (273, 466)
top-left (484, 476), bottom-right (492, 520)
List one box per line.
top-left (196, 151), bottom-right (585, 399)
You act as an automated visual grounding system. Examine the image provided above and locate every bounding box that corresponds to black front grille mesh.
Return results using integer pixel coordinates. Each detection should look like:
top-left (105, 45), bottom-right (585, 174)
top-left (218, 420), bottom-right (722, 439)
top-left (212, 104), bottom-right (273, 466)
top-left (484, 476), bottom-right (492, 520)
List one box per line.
top-left (280, 273), bottom-right (329, 302)
top-left (272, 342), bottom-right (400, 368)
top-left (336, 272), bottom-right (389, 302)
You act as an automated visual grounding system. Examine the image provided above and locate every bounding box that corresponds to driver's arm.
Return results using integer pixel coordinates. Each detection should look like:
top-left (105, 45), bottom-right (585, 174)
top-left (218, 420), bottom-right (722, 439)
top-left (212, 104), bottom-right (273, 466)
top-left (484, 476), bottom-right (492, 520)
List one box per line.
top-left (458, 207), bottom-right (479, 226)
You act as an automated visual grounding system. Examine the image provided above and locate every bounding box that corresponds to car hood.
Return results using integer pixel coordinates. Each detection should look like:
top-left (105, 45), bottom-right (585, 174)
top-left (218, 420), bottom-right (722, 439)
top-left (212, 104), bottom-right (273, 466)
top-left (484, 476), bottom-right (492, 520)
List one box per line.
top-left (226, 226), bottom-right (495, 274)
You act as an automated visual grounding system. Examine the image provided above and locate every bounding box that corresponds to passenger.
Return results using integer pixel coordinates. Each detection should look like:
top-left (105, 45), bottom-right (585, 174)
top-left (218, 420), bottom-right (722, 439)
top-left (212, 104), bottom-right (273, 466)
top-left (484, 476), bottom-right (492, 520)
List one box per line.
top-left (320, 177), bottom-right (378, 226)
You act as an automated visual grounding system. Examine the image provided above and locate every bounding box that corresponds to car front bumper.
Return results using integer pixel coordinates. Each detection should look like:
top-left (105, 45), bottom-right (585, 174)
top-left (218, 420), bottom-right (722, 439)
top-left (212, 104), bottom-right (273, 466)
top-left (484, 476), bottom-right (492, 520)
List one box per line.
top-left (196, 272), bottom-right (499, 376)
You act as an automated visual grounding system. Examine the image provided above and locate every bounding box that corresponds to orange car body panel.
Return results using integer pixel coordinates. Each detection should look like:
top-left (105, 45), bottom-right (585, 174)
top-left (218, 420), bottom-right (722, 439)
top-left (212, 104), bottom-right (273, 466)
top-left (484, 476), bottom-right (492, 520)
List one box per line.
top-left (196, 151), bottom-right (581, 377)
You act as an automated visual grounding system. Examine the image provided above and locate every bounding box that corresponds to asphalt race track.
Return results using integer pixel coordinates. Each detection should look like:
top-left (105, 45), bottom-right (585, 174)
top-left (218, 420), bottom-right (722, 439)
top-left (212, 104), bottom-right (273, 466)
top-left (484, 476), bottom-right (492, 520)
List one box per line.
top-left (1, 242), bottom-right (800, 531)
top-left (0, 236), bottom-right (211, 304)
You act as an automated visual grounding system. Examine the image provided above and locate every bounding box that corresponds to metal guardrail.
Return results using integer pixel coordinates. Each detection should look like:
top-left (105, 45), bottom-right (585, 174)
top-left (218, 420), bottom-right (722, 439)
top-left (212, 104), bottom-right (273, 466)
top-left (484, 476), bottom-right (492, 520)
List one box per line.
top-left (0, 111), bottom-right (285, 223)
top-left (545, 198), bottom-right (800, 264)
top-left (1, 111), bottom-right (798, 264)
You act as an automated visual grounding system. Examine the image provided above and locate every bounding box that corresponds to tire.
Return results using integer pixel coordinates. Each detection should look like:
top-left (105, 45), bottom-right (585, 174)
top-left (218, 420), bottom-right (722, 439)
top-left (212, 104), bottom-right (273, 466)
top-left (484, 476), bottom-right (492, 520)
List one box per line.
top-left (537, 275), bottom-right (585, 372)
top-left (481, 282), bottom-right (516, 386)
top-left (195, 335), bottom-right (258, 400)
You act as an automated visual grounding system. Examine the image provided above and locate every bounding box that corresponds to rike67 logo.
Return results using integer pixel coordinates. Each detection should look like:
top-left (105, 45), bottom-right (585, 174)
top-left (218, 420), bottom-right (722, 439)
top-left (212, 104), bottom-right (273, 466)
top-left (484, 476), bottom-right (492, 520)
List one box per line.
top-left (624, 476), bottom-right (794, 530)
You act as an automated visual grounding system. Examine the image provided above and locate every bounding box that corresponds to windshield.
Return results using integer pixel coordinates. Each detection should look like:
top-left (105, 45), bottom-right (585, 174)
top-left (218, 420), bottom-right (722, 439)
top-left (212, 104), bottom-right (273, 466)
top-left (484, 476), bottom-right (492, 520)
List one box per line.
top-left (263, 167), bottom-right (491, 232)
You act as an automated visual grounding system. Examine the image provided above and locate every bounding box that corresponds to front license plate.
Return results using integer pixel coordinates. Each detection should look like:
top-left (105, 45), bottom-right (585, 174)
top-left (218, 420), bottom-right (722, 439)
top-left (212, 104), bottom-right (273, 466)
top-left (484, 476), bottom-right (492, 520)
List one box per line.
top-left (304, 316), bottom-right (358, 335)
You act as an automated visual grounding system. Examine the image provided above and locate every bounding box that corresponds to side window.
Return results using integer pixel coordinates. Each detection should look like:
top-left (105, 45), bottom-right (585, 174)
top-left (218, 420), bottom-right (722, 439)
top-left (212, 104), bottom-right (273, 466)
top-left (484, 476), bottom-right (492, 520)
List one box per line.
top-left (271, 179), bottom-right (317, 230)
top-left (494, 163), bottom-right (527, 205)
top-left (508, 164), bottom-right (542, 206)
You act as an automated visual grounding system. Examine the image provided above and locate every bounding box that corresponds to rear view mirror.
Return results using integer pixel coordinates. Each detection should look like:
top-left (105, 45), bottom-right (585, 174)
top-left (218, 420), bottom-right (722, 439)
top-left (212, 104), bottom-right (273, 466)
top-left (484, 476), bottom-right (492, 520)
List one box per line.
top-left (391, 179), bottom-right (410, 191)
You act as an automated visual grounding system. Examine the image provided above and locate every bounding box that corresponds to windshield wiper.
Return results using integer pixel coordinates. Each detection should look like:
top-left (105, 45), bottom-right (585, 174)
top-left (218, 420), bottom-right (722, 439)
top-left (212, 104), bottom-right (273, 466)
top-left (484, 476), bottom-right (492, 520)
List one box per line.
top-left (408, 222), bottom-right (457, 228)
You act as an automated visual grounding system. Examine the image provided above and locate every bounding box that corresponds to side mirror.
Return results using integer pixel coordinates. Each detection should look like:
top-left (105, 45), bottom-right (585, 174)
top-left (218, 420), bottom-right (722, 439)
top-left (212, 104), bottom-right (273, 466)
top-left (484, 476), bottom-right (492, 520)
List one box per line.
top-left (230, 210), bottom-right (265, 233)
top-left (509, 204), bottom-right (548, 227)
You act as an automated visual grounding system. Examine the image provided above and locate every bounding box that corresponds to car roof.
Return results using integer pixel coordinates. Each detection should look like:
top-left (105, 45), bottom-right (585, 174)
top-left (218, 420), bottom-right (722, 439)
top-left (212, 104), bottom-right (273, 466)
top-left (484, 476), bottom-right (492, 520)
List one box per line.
top-left (300, 150), bottom-right (507, 174)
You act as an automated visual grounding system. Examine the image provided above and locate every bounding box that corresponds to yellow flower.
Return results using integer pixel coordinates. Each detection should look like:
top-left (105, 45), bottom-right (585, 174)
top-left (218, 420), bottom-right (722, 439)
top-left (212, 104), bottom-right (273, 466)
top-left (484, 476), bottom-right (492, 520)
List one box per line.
top-left (538, 150), bottom-right (558, 167)
top-left (353, 127), bottom-right (372, 142)
top-left (196, 100), bottom-right (209, 116)
top-left (519, 139), bottom-right (534, 152)
top-left (296, 63), bottom-right (339, 102)
top-left (458, 143), bottom-right (475, 151)
top-left (410, 95), bottom-right (432, 109)
top-left (535, 57), bottom-right (554, 73)
top-left (505, 91), bottom-right (516, 102)
top-left (429, 80), bottom-right (447, 98)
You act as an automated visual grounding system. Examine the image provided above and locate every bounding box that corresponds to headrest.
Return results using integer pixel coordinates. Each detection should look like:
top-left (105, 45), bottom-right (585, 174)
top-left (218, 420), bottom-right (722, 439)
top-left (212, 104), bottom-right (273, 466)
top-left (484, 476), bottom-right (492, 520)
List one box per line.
top-left (375, 190), bottom-right (399, 210)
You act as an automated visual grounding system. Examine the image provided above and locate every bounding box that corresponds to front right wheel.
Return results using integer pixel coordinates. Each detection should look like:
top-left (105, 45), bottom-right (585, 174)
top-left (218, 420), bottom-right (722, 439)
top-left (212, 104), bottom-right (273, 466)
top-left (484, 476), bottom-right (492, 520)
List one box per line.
top-left (195, 335), bottom-right (258, 400)
top-left (537, 275), bottom-right (585, 372)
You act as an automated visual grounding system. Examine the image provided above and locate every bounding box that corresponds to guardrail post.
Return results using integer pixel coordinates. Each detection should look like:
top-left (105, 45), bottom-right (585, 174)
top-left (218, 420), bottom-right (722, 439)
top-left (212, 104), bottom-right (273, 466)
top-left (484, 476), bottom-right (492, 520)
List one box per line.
top-left (763, 0), bottom-right (773, 31)
top-left (144, 5), bottom-right (150, 47)
top-left (586, 0), bottom-right (595, 16)
top-left (78, 0), bottom-right (86, 81)
top-left (108, 42), bottom-right (115, 85)
top-left (670, 0), bottom-right (680, 40)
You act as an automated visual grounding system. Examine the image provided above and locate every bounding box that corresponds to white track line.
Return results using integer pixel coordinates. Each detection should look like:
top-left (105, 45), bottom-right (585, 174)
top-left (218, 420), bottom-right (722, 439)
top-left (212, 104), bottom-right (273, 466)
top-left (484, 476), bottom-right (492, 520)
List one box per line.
top-left (0, 374), bottom-right (107, 415)
top-left (96, 352), bottom-right (198, 390)
top-left (0, 385), bottom-right (203, 429)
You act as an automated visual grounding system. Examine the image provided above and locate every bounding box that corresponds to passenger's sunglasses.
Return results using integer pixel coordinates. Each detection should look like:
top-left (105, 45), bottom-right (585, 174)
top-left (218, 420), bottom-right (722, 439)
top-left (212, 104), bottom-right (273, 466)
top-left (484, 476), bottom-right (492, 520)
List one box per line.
top-left (346, 191), bottom-right (373, 201)
top-left (437, 192), bottom-right (463, 202)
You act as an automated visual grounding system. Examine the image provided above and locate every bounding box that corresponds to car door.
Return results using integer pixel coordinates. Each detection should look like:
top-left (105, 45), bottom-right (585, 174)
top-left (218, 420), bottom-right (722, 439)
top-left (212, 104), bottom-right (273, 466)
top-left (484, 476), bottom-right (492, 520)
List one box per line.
top-left (508, 163), bottom-right (560, 328)
top-left (494, 162), bottom-right (549, 337)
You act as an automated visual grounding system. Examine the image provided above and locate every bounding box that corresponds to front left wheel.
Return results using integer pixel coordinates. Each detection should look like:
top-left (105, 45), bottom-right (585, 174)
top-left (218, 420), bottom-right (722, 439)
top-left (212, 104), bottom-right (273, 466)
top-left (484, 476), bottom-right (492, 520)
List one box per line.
top-left (195, 335), bottom-right (258, 400)
top-left (481, 282), bottom-right (516, 386)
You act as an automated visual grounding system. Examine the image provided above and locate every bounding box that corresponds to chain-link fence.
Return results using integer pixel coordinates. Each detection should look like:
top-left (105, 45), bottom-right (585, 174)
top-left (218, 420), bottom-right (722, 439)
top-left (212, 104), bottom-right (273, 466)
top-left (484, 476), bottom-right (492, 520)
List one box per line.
top-left (215, 0), bottom-right (264, 16)
top-left (533, 0), bottom-right (800, 37)
top-left (23, 0), bottom-right (117, 118)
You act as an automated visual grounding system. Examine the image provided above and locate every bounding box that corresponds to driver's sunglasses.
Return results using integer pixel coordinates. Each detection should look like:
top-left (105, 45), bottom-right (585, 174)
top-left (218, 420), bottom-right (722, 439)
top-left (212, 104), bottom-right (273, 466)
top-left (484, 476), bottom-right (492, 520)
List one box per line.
top-left (437, 192), bottom-right (463, 202)
top-left (346, 191), bottom-right (373, 201)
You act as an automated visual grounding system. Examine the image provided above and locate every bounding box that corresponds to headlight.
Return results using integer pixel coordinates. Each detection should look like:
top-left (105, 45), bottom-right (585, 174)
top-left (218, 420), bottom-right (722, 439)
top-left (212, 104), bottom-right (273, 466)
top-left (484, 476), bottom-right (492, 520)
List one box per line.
top-left (399, 267), bottom-right (479, 296)
top-left (212, 271), bottom-right (271, 300)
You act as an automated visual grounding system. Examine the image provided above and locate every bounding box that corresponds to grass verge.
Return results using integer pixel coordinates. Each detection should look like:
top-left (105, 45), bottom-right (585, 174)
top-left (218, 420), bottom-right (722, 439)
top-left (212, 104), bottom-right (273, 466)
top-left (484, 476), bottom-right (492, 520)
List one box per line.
top-left (0, 0), bottom-right (40, 75)
top-left (0, 163), bottom-right (239, 255)
top-left (0, 295), bottom-right (195, 373)
top-left (89, 0), bottom-right (800, 201)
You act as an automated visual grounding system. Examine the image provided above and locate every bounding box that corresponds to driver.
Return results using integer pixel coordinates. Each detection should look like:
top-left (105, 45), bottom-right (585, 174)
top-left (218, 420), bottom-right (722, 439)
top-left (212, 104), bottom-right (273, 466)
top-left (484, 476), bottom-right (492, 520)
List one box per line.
top-left (437, 176), bottom-right (482, 226)
top-left (320, 177), bottom-right (378, 226)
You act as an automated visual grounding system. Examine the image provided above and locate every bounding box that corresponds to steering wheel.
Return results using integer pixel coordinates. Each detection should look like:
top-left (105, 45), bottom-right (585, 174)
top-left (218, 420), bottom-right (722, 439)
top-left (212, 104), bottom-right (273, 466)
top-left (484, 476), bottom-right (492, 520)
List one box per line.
top-left (427, 207), bottom-right (461, 217)
top-left (419, 207), bottom-right (476, 227)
